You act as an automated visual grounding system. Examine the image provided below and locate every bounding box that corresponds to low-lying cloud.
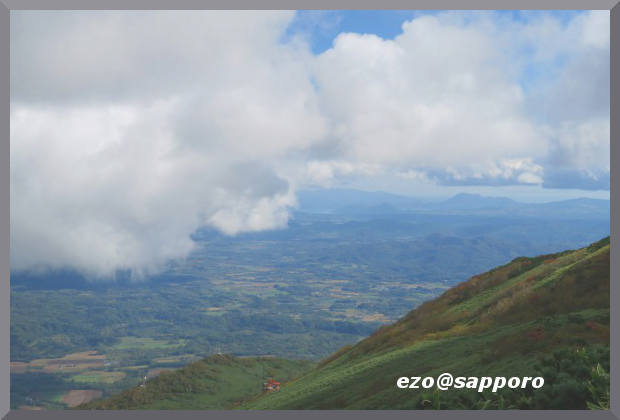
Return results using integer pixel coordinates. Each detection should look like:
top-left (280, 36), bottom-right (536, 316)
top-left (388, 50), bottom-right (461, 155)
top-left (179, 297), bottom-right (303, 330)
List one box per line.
top-left (10, 10), bottom-right (609, 277)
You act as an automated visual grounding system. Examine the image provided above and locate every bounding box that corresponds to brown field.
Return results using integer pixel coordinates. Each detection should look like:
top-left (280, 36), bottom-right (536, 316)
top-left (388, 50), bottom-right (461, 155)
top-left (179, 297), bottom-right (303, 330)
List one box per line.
top-left (124, 365), bottom-right (149, 370)
top-left (43, 361), bottom-right (104, 373)
top-left (237, 354), bottom-right (275, 359)
top-left (227, 281), bottom-right (276, 289)
top-left (362, 313), bottom-right (390, 322)
top-left (61, 390), bottom-right (103, 407)
top-left (153, 354), bottom-right (196, 364)
top-left (328, 309), bottom-right (392, 323)
top-left (61, 351), bottom-right (105, 360)
top-left (252, 282), bottom-right (276, 288)
top-left (12, 350), bottom-right (106, 374)
top-left (42, 357), bottom-right (105, 373)
top-left (18, 406), bottom-right (44, 410)
top-left (10, 362), bottom-right (29, 373)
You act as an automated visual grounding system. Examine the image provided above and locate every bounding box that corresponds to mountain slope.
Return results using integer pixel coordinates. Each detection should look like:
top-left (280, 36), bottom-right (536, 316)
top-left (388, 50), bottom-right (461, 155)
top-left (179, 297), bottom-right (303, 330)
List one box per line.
top-left (244, 237), bottom-right (609, 409)
top-left (79, 356), bottom-right (314, 410)
top-left (82, 238), bottom-right (609, 410)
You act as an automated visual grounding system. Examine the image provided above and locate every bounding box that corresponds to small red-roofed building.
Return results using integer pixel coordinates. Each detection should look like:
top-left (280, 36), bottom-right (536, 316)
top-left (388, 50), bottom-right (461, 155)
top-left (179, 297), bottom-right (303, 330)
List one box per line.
top-left (263, 378), bottom-right (281, 392)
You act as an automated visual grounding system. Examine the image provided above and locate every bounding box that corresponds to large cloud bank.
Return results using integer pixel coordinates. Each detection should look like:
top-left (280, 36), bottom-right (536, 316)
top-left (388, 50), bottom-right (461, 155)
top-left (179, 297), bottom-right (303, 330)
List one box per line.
top-left (10, 11), bottom-right (609, 277)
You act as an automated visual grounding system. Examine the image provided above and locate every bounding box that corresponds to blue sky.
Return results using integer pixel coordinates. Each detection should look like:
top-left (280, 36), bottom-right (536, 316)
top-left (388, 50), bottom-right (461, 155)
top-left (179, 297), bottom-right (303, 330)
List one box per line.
top-left (284, 10), bottom-right (585, 54)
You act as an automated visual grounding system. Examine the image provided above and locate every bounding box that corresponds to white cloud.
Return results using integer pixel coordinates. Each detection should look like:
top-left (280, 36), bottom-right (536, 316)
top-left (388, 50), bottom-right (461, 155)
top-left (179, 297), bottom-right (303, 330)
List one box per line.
top-left (10, 102), bottom-right (306, 277)
top-left (312, 15), bottom-right (547, 180)
top-left (10, 11), bottom-right (326, 277)
top-left (10, 10), bottom-right (609, 277)
top-left (551, 118), bottom-right (610, 172)
top-left (310, 11), bottom-right (608, 188)
top-left (304, 160), bottom-right (381, 186)
top-left (396, 169), bottom-right (430, 182)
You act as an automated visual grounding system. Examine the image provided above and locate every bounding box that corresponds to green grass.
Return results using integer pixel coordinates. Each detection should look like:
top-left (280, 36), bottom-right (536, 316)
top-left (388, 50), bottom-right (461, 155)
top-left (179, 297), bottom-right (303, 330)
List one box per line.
top-left (78, 355), bottom-right (315, 410)
top-left (244, 310), bottom-right (608, 409)
top-left (243, 238), bottom-right (609, 409)
top-left (109, 337), bottom-right (187, 351)
top-left (49, 391), bottom-right (69, 404)
top-left (80, 237), bottom-right (610, 410)
top-left (72, 371), bottom-right (126, 384)
top-left (448, 248), bottom-right (587, 315)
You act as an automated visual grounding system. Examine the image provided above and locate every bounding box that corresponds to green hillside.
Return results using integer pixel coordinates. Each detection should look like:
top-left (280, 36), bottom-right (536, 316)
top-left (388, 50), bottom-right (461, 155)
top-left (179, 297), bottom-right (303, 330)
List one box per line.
top-left (78, 355), bottom-right (314, 409)
top-left (245, 237), bottom-right (609, 409)
top-left (82, 237), bottom-right (610, 410)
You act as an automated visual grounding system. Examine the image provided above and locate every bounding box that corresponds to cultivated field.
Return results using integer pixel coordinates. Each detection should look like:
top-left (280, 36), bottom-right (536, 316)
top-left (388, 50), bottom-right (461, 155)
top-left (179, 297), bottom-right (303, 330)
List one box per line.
top-left (11, 350), bottom-right (105, 374)
top-left (61, 390), bottom-right (103, 407)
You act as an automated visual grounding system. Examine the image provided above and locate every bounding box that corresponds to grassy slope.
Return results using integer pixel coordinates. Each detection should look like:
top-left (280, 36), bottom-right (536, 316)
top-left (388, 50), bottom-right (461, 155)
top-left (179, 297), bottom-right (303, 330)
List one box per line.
top-left (244, 238), bottom-right (609, 409)
top-left (82, 238), bottom-right (609, 410)
top-left (78, 355), bottom-right (314, 409)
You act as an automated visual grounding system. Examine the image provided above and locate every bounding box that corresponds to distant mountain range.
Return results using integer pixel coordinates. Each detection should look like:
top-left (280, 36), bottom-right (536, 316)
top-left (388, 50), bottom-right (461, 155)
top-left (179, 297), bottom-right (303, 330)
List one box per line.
top-left (14, 190), bottom-right (609, 291)
top-left (81, 237), bottom-right (610, 410)
top-left (296, 189), bottom-right (609, 219)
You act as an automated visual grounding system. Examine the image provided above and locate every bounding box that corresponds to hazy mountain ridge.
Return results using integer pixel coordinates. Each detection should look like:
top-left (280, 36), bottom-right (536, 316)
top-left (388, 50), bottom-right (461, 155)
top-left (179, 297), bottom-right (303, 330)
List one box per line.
top-left (296, 189), bottom-right (609, 218)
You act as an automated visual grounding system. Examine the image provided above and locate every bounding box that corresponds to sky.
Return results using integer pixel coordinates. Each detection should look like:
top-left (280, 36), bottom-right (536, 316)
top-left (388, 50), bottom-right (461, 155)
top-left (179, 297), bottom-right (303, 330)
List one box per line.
top-left (10, 10), bottom-right (610, 277)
